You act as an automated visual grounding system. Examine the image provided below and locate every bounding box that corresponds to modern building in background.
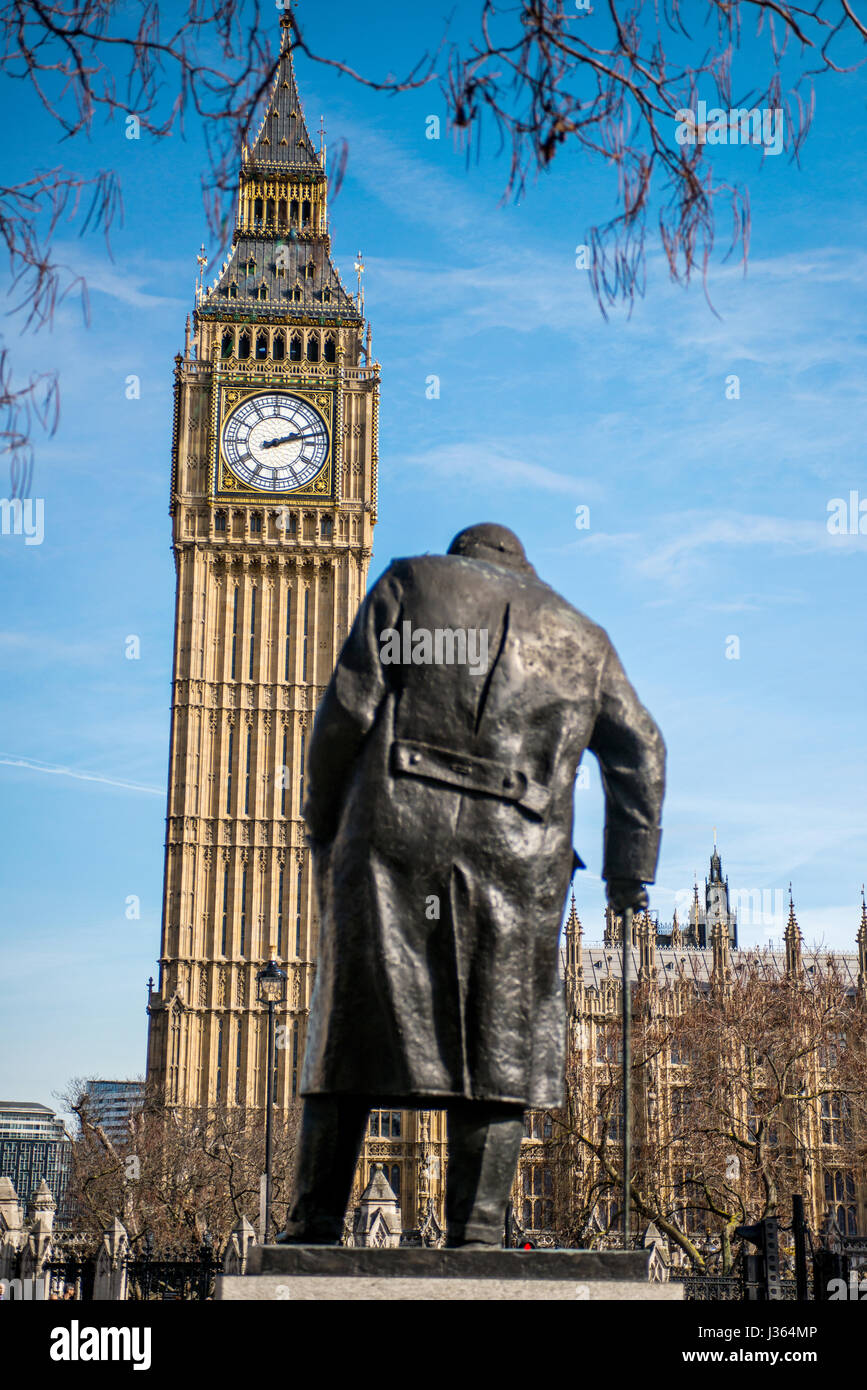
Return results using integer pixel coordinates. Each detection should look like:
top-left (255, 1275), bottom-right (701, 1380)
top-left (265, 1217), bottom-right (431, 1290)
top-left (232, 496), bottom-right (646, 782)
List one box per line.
top-left (0, 1101), bottom-right (72, 1221)
top-left (81, 1081), bottom-right (144, 1145)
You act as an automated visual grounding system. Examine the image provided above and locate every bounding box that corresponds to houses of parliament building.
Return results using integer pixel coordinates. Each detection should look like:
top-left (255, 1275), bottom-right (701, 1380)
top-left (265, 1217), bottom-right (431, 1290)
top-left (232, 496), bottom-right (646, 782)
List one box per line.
top-left (146, 15), bottom-right (867, 1255)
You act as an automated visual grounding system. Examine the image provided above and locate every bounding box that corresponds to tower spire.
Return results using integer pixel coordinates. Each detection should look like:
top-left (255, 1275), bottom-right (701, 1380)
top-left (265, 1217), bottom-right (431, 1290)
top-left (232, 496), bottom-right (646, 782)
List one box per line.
top-left (784, 883), bottom-right (803, 978)
top-left (857, 886), bottom-right (867, 993)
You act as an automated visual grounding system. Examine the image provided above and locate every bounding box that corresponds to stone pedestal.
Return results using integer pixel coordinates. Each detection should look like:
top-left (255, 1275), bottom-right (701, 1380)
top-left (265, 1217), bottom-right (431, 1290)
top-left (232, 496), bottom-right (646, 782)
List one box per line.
top-left (217, 1245), bottom-right (684, 1301)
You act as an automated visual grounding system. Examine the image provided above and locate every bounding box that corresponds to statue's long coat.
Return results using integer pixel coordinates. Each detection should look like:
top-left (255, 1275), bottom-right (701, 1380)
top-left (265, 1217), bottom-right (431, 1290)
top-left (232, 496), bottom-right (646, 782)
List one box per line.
top-left (300, 552), bottom-right (665, 1108)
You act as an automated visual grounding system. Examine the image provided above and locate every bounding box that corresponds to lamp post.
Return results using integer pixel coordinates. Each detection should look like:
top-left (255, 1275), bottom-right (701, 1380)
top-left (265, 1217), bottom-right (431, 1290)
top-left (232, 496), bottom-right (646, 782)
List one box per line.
top-left (622, 907), bottom-right (633, 1251)
top-left (257, 950), bottom-right (287, 1244)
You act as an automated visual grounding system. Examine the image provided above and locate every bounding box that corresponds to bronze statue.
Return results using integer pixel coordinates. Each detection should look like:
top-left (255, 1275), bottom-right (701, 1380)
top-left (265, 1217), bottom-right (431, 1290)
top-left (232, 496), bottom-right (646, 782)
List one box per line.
top-left (278, 523), bottom-right (665, 1247)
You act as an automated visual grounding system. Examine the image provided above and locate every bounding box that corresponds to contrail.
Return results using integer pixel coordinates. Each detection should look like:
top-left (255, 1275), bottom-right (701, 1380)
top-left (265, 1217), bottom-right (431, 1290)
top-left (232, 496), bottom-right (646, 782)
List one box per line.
top-left (0, 753), bottom-right (163, 795)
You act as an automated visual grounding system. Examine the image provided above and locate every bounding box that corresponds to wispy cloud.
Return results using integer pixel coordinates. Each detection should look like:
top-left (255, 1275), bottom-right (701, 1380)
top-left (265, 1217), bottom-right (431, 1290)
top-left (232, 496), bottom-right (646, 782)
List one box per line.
top-left (569, 510), bottom-right (865, 586)
top-left (46, 242), bottom-right (188, 311)
top-left (401, 441), bottom-right (599, 497)
top-left (0, 753), bottom-right (163, 795)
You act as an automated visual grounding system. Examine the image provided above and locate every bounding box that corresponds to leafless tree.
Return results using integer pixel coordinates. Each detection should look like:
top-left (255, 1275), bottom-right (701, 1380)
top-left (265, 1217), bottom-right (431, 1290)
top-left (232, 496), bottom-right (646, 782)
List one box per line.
top-left (58, 1078), bottom-right (301, 1251)
top-left (554, 956), bottom-right (867, 1272)
top-left (2, 1), bottom-right (865, 487)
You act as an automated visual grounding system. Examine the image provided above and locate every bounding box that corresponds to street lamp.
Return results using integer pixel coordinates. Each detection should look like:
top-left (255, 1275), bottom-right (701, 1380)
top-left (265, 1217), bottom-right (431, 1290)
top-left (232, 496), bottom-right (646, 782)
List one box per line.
top-left (257, 949), bottom-right (287, 1244)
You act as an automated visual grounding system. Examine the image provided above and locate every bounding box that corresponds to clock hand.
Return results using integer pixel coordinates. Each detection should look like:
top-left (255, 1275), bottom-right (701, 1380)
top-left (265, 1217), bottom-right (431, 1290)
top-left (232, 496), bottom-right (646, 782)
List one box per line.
top-left (261, 429), bottom-right (326, 449)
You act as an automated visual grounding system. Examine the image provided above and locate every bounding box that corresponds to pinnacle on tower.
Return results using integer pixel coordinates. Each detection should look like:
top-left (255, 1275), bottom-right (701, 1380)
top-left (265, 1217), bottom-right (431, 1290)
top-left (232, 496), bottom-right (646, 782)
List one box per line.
top-left (670, 907), bottom-right (681, 947)
top-left (565, 891), bottom-right (584, 979)
top-left (857, 887), bottom-right (867, 992)
top-left (784, 884), bottom-right (803, 977)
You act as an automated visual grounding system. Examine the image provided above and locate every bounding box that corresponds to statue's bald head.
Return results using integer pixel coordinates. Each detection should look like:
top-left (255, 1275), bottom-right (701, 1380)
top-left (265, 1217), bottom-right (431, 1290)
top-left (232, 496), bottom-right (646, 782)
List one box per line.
top-left (447, 523), bottom-right (535, 575)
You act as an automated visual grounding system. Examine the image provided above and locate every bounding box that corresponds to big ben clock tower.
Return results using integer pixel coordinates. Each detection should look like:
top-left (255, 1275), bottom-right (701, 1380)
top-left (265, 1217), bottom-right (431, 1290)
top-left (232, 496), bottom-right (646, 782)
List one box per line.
top-left (146, 16), bottom-right (378, 1119)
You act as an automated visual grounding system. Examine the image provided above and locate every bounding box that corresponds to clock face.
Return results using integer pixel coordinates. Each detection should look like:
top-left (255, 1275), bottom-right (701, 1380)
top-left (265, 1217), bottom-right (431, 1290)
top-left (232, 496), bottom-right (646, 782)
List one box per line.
top-left (221, 392), bottom-right (329, 492)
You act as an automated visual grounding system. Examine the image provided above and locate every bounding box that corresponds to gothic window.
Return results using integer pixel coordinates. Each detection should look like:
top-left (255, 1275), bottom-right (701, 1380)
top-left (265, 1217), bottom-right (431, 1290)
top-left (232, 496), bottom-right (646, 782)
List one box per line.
top-left (368, 1111), bottom-right (402, 1138)
top-left (305, 261), bottom-right (315, 279)
top-left (306, 334), bottom-right (319, 363)
top-left (280, 731), bottom-right (287, 816)
top-left (272, 331), bottom-right (285, 361)
top-left (253, 197), bottom-right (263, 224)
top-left (226, 726), bottom-right (234, 814)
top-left (597, 1088), bottom-right (623, 1143)
top-left (234, 1019), bottom-right (243, 1103)
top-left (221, 865), bottom-right (230, 955)
top-left (671, 1088), bottom-right (692, 1135)
top-left (389, 1164), bottom-right (401, 1202)
top-left (248, 585), bottom-right (257, 681)
top-left (821, 1094), bottom-right (852, 1146)
top-left (215, 1018), bottom-right (225, 1101)
top-left (238, 330), bottom-right (251, 360)
top-left (291, 285), bottom-right (302, 303)
top-left (301, 588), bottom-right (309, 679)
top-left (228, 281), bottom-right (238, 300)
top-left (323, 332), bottom-right (336, 362)
top-left (298, 731), bottom-right (306, 813)
top-left (746, 1096), bottom-right (778, 1146)
top-left (215, 510), bottom-right (227, 532)
top-left (322, 287), bottom-right (332, 304)
top-left (295, 864), bottom-right (303, 955)
top-left (522, 1166), bottom-right (553, 1230)
top-left (230, 585), bottom-right (239, 679)
top-left (283, 586), bottom-right (292, 680)
top-left (596, 1027), bottom-right (621, 1064)
top-left (320, 516), bottom-right (332, 540)
top-left (824, 1170), bottom-right (857, 1235)
top-left (302, 198), bottom-right (311, 226)
top-left (266, 198), bottom-right (275, 224)
top-left (256, 285), bottom-right (268, 302)
top-left (221, 329), bottom-right (235, 359)
top-left (246, 257), bottom-right (257, 275)
top-left (239, 864), bottom-right (248, 951)
top-left (289, 332), bottom-right (302, 362)
top-left (291, 1019), bottom-right (299, 1099)
top-left (290, 198), bottom-right (299, 224)
top-left (250, 512), bottom-right (263, 534)
top-left (277, 198), bottom-right (287, 226)
top-left (256, 330), bottom-right (268, 360)
top-left (523, 1111), bottom-right (553, 1140)
top-left (277, 867), bottom-right (284, 957)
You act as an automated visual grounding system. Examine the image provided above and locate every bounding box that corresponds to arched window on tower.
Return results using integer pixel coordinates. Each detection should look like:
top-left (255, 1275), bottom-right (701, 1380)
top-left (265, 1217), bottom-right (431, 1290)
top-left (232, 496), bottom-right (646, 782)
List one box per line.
top-left (253, 197), bottom-right (263, 225)
top-left (221, 329), bottom-right (235, 359)
top-left (289, 332), bottom-right (302, 362)
top-left (291, 285), bottom-right (302, 303)
top-left (272, 331), bottom-right (285, 361)
top-left (322, 287), bottom-right (332, 304)
top-left (256, 331), bottom-right (268, 361)
top-left (306, 334), bottom-right (319, 363)
top-left (277, 198), bottom-right (287, 226)
top-left (228, 281), bottom-right (238, 300)
top-left (290, 198), bottom-right (299, 224)
top-left (238, 330), bottom-right (251, 360)
top-left (305, 261), bottom-right (315, 279)
top-left (301, 199), bottom-right (311, 227)
top-left (266, 198), bottom-right (275, 224)
top-left (323, 333), bottom-right (336, 363)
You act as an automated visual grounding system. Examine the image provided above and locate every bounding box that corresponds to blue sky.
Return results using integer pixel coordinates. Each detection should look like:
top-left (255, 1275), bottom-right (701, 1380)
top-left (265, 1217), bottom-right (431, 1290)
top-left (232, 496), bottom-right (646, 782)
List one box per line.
top-left (1, 2), bottom-right (865, 1115)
